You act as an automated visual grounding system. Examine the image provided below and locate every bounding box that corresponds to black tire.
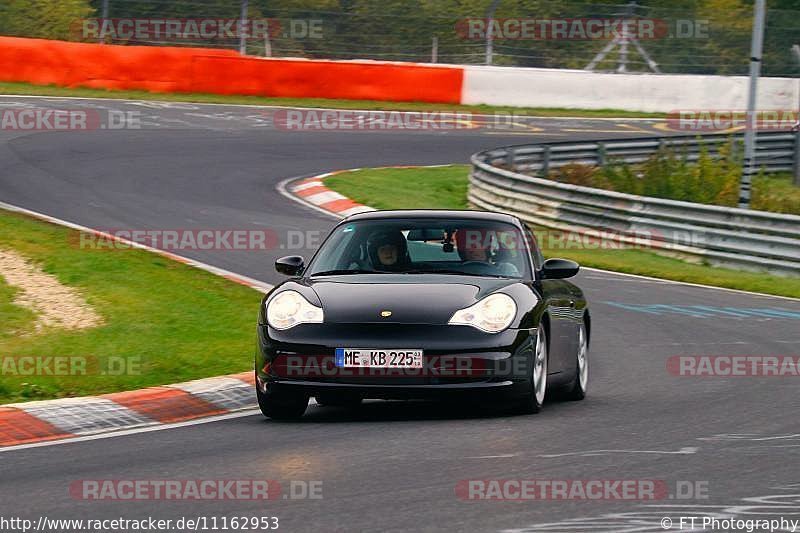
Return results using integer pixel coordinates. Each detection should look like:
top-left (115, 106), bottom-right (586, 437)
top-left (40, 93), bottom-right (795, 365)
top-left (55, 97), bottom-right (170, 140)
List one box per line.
top-left (516, 323), bottom-right (548, 414)
top-left (564, 321), bottom-right (589, 401)
top-left (315, 392), bottom-right (363, 407)
top-left (256, 385), bottom-right (308, 420)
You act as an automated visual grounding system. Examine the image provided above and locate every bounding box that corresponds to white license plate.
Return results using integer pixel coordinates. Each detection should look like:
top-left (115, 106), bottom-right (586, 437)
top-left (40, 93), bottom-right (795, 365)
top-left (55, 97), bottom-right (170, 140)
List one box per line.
top-left (335, 348), bottom-right (423, 368)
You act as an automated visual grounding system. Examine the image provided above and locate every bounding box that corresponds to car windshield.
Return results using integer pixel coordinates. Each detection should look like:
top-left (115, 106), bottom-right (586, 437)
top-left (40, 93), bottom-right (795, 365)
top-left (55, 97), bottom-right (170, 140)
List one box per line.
top-left (307, 218), bottom-right (531, 279)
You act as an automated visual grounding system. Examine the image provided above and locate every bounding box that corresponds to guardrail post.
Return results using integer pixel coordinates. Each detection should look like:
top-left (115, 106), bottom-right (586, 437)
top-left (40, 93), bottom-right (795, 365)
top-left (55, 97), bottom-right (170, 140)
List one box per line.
top-left (597, 142), bottom-right (606, 166)
top-left (541, 146), bottom-right (551, 177)
top-left (239, 0), bottom-right (249, 55)
top-left (99, 0), bottom-right (109, 43)
top-left (794, 129), bottom-right (800, 186)
top-left (505, 148), bottom-right (516, 169)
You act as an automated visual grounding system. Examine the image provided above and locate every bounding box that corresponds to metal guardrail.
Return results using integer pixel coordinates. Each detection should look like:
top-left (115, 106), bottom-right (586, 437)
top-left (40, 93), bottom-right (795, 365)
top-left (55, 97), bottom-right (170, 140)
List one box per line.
top-left (481, 132), bottom-right (799, 177)
top-left (469, 132), bottom-right (800, 276)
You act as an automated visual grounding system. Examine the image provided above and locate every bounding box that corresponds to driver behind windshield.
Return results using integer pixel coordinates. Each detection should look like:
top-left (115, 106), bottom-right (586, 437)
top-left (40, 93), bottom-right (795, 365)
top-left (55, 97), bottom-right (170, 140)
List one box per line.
top-left (455, 229), bottom-right (520, 277)
top-left (366, 229), bottom-right (410, 272)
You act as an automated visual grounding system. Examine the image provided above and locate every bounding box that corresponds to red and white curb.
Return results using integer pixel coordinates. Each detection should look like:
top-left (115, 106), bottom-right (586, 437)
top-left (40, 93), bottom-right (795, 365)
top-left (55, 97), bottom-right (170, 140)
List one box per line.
top-left (287, 171), bottom-right (375, 218)
top-left (0, 373), bottom-right (258, 447)
top-left (278, 165), bottom-right (450, 219)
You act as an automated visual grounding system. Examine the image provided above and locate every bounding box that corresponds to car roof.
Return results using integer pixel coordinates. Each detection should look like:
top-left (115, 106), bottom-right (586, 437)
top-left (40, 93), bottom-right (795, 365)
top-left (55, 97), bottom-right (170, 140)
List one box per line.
top-left (343, 209), bottom-right (521, 225)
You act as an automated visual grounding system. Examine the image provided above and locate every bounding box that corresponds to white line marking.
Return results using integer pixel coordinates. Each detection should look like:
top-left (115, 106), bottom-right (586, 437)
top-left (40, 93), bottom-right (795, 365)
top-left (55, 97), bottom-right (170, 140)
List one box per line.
top-left (291, 180), bottom-right (324, 192)
top-left (581, 267), bottom-right (800, 302)
top-left (0, 94), bottom-right (665, 122)
top-left (539, 446), bottom-right (699, 458)
top-left (464, 454), bottom-right (517, 459)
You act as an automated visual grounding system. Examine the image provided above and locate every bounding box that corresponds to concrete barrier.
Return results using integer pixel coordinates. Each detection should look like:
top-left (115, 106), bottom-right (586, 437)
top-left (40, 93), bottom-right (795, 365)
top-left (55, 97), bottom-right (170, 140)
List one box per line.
top-left (462, 64), bottom-right (799, 113)
top-left (0, 37), bottom-right (464, 104)
top-left (1, 36), bottom-right (797, 113)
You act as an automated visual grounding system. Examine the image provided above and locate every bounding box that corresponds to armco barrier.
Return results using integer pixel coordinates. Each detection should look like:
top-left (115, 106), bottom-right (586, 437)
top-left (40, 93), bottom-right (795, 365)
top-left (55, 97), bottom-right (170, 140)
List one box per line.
top-left (0, 37), bottom-right (463, 104)
top-left (482, 132), bottom-right (799, 176)
top-left (470, 132), bottom-right (800, 276)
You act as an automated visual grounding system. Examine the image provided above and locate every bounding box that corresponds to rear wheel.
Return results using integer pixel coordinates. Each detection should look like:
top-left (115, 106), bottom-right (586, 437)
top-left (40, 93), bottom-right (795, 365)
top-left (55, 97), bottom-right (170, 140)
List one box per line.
top-left (516, 323), bottom-right (548, 414)
top-left (564, 321), bottom-right (589, 401)
top-left (256, 384), bottom-right (308, 420)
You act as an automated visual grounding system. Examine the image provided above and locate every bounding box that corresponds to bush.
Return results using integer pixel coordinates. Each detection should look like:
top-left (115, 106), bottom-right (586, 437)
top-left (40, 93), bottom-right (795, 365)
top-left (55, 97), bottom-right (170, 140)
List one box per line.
top-left (547, 138), bottom-right (799, 215)
top-left (751, 175), bottom-right (800, 214)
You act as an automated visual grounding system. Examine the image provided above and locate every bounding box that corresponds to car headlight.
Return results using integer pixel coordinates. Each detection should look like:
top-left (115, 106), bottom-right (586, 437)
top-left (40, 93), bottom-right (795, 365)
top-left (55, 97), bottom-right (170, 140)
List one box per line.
top-left (448, 293), bottom-right (517, 333)
top-left (266, 290), bottom-right (323, 330)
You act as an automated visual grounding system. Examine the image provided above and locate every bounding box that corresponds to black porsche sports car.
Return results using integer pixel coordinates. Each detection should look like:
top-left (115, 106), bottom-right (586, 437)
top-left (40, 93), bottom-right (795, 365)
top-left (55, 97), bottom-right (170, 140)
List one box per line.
top-left (256, 210), bottom-right (589, 419)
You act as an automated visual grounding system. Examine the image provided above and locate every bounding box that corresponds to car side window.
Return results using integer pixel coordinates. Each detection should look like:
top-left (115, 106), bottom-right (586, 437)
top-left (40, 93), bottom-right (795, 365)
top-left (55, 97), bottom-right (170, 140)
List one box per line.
top-left (313, 225), bottom-right (358, 271)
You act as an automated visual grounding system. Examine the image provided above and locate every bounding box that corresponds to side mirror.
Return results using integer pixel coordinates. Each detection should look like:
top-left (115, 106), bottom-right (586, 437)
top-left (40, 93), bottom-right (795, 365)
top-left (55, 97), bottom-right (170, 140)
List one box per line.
top-left (541, 258), bottom-right (580, 280)
top-left (275, 255), bottom-right (305, 276)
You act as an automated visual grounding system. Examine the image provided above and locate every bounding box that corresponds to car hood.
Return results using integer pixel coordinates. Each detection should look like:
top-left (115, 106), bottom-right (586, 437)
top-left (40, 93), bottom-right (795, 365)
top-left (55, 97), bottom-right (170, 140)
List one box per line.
top-left (306, 275), bottom-right (515, 325)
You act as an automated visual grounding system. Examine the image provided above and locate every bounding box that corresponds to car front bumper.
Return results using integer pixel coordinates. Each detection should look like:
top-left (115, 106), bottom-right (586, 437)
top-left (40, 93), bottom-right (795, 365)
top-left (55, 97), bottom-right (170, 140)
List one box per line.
top-left (256, 323), bottom-right (536, 400)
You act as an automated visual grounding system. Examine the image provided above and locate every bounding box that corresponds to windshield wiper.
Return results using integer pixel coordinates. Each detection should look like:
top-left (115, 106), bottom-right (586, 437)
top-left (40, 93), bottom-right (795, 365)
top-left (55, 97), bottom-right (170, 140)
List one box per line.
top-left (310, 269), bottom-right (381, 277)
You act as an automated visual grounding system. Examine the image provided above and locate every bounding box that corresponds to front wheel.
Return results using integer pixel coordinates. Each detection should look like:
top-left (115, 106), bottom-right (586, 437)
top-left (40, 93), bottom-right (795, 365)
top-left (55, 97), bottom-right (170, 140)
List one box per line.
top-left (564, 321), bottom-right (589, 401)
top-left (257, 384), bottom-right (308, 420)
top-left (516, 323), bottom-right (548, 414)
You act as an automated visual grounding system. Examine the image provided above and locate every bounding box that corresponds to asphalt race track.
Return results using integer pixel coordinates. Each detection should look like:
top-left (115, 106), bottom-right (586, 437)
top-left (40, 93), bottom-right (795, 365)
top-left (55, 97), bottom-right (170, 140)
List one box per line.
top-left (1, 96), bottom-right (799, 532)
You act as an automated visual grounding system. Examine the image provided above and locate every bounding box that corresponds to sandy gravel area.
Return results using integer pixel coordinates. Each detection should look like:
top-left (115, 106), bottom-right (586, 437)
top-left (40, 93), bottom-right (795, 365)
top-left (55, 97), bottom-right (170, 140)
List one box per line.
top-left (0, 249), bottom-right (103, 331)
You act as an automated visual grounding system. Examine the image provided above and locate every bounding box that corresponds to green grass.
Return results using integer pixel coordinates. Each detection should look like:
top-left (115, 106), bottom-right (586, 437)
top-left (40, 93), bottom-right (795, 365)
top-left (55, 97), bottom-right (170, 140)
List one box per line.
top-left (0, 279), bottom-right (37, 340)
top-left (322, 165), bottom-right (800, 298)
top-left (0, 209), bottom-right (262, 404)
top-left (326, 166), bottom-right (469, 210)
top-left (0, 81), bottom-right (665, 119)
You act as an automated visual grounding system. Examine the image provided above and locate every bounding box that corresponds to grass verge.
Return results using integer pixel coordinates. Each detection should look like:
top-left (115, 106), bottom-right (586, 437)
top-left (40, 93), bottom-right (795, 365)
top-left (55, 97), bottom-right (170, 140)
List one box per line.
top-left (0, 81), bottom-right (665, 119)
top-left (323, 165), bottom-right (800, 298)
top-left (0, 208), bottom-right (262, 404)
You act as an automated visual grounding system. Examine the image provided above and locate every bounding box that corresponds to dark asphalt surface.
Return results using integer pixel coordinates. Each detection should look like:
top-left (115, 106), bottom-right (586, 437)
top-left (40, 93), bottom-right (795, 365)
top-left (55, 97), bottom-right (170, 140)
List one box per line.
top-left (0, 96), bottom-right (799, 533)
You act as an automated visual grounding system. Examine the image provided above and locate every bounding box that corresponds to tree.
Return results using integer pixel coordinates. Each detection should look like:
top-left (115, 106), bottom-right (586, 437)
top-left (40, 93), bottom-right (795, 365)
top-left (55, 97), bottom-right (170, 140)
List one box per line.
top-left (0, 0), bottom-right (94, 40)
